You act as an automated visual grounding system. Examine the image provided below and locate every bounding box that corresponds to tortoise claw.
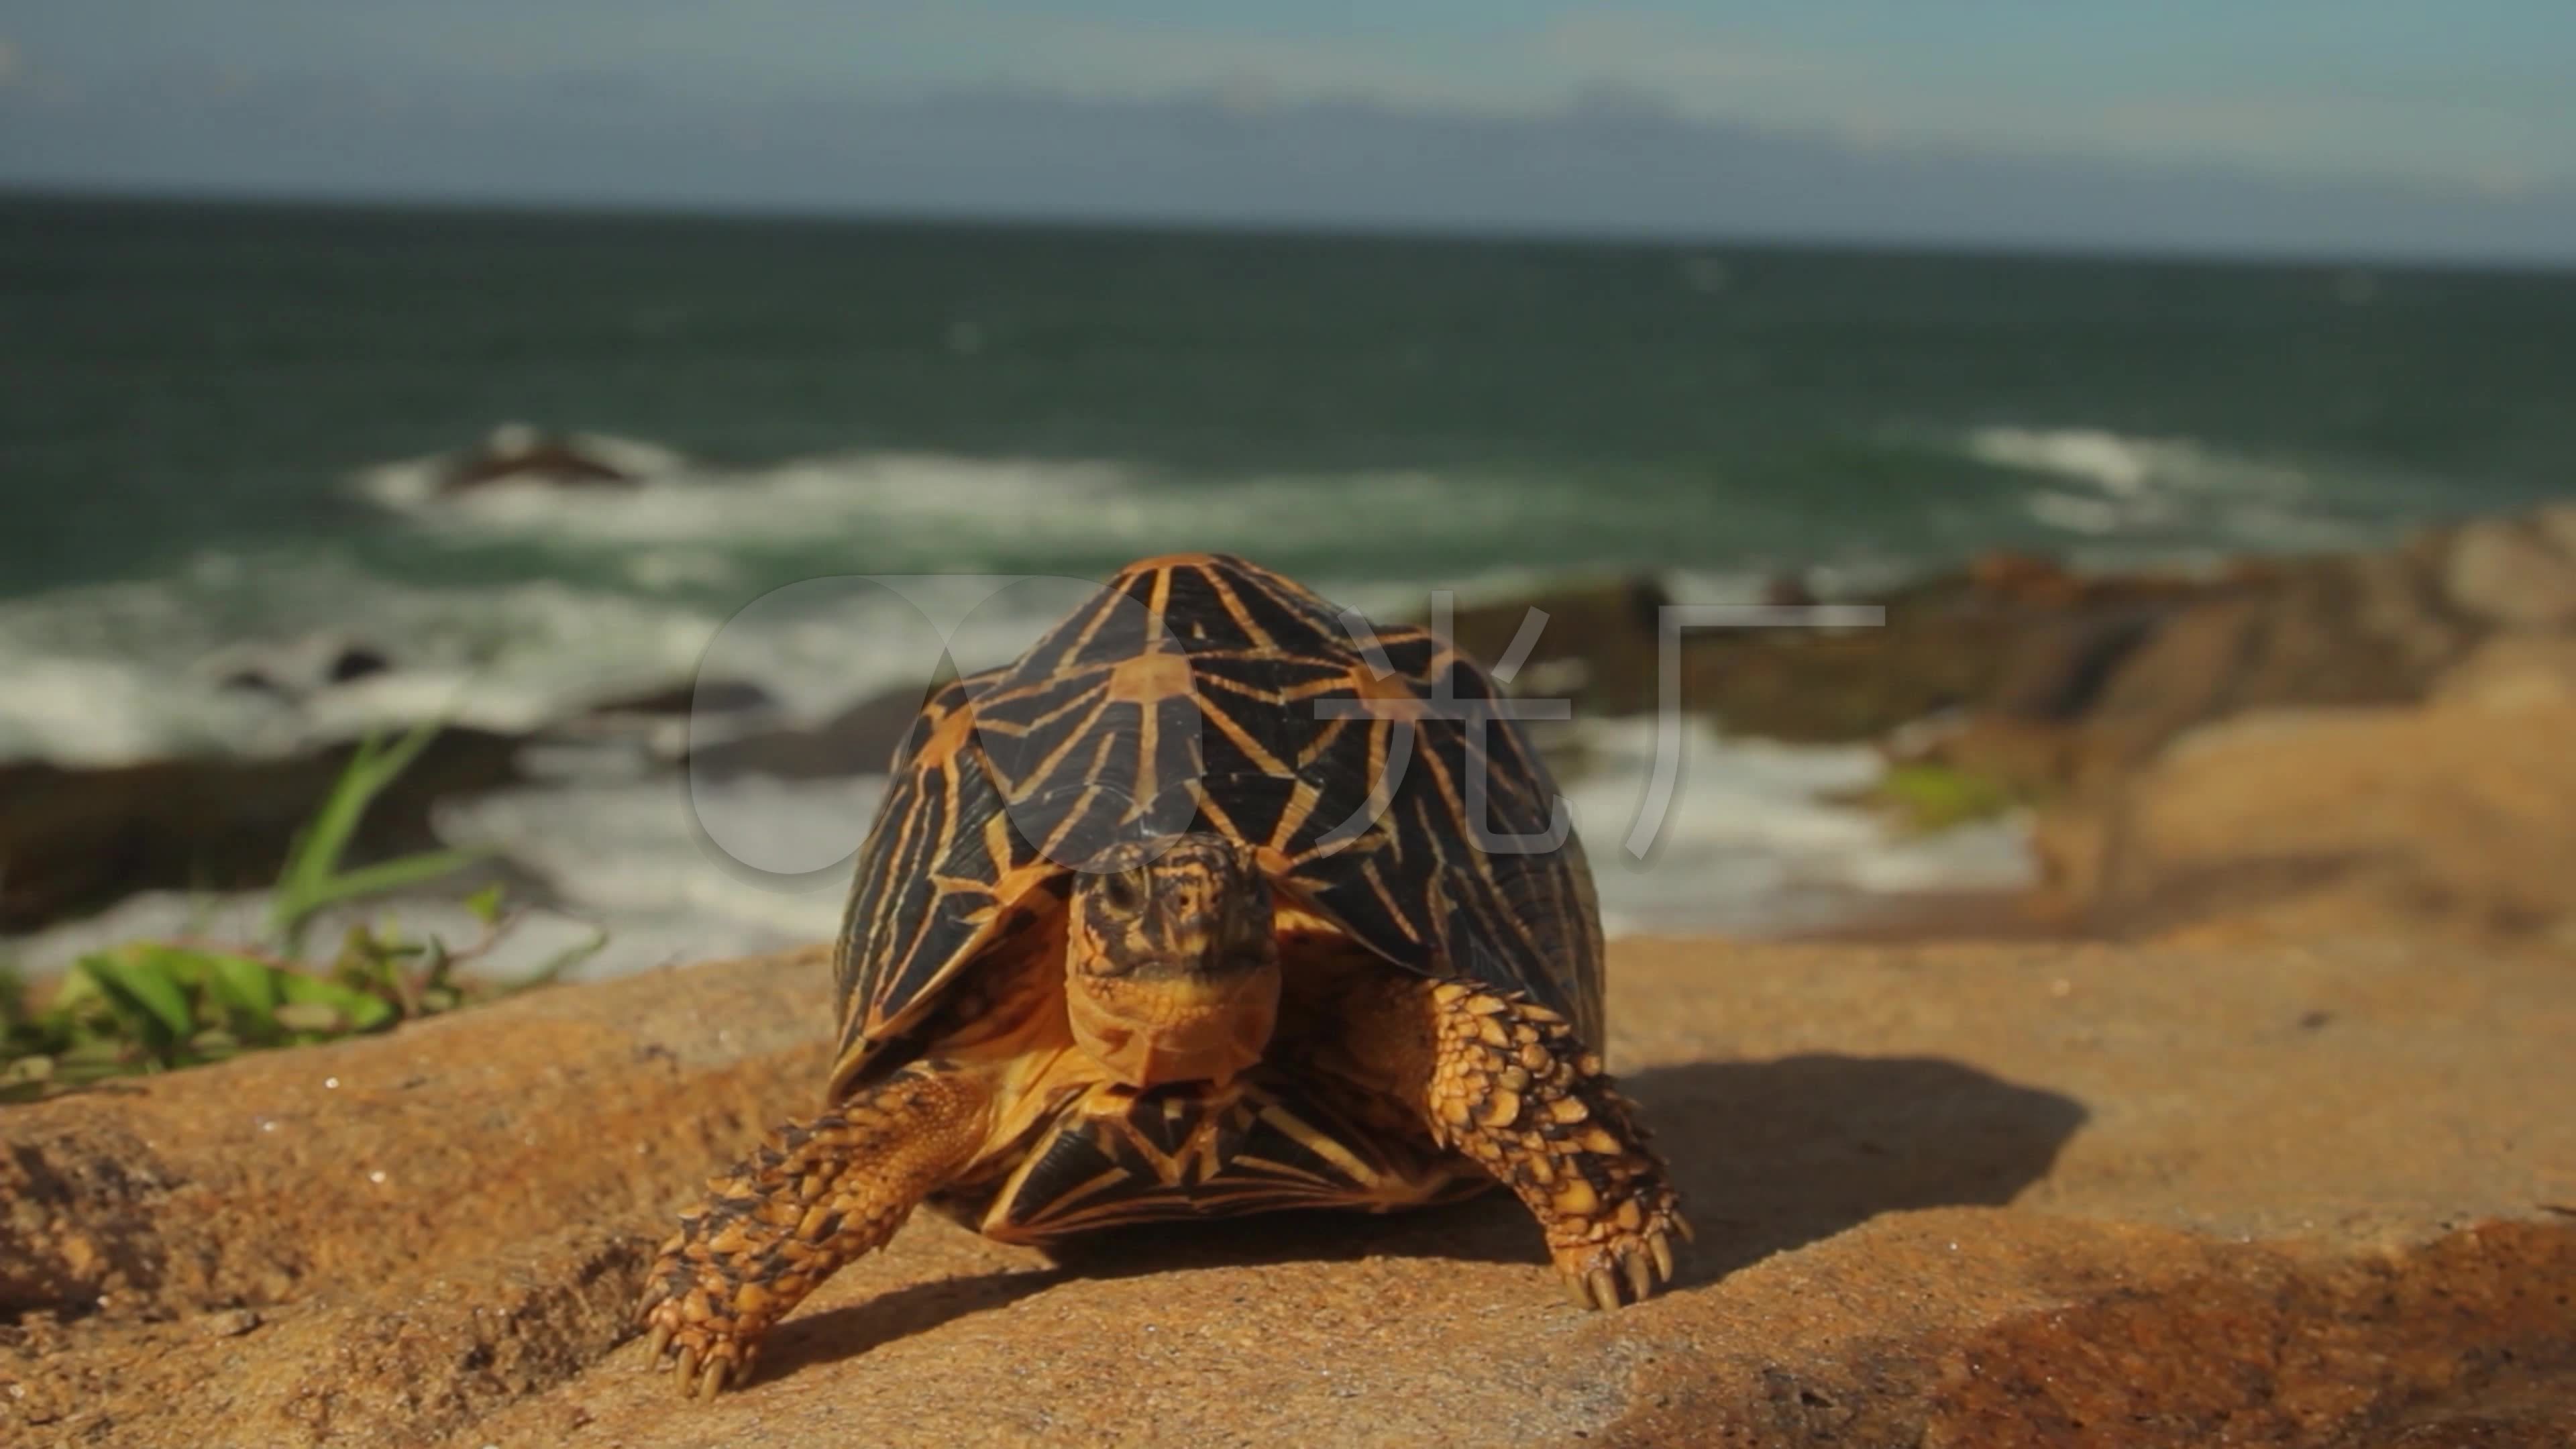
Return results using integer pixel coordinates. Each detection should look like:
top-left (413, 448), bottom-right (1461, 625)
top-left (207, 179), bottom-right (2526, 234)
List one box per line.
top-left (1554, 1202), bottom-right (1690, 1311)
top-left (1623, 1248), bottom-right (1654, 1303)
top-left (645, 1301), bottom-right (759, 1397)
top-left (1586, 1267), bottom-right (1620, 1311)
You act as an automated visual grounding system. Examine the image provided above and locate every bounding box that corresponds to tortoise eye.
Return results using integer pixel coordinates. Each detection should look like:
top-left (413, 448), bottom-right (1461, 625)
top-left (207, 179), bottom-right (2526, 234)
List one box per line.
top-left (1097, 869), bottom-right (1147, 915)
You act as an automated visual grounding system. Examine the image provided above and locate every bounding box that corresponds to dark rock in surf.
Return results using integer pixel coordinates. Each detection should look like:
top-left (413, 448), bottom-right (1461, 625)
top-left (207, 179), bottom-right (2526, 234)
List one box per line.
top-left (0, 729), bottom-right (526, 933)
top-left (683, 681), bottom-right (945, 783)
top-left (323, 645), bottom-right (392, 686)
top-left (582, 679), bottom-right (777, 720)
top-left (439, 425), bottom-right (641, 494)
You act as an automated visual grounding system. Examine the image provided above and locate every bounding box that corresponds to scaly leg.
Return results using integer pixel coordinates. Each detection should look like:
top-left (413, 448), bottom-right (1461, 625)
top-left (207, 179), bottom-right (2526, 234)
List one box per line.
top-left (639, 1063), bottom-right (993, 1398)
top-left (1346, 977), bottom-right (1687, 1308)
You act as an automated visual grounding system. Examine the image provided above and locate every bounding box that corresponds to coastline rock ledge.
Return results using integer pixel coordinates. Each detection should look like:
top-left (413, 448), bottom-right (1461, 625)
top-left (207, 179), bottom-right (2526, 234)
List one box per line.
top-left (5, 938), bottom-right (2573, 1447)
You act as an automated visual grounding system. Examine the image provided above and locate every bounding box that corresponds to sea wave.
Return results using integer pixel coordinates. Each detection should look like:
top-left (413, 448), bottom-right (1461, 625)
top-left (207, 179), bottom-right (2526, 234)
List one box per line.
top-left (0, 547), bottom-right (1074, 767)
top-left (1563, 717), bottom-right (2031, 938)
top-left (349, 430), bottom-right (1577, 588)
top-left (0, 545), bottom-right (2033, 965)
top-left (419, 716), bottom-right (2031, 965)
top-left (5, 714), bottom-right (2031, 979)
top-left (1962, 425), bottom-right (2391, 556)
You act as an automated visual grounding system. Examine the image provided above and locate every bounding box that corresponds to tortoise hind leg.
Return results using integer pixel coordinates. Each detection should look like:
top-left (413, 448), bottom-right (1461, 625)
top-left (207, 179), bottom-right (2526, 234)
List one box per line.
top-left (639, 1063), bottom-right (993, 1397)
top-left (1358, 978), bottom-right (1688, 1309)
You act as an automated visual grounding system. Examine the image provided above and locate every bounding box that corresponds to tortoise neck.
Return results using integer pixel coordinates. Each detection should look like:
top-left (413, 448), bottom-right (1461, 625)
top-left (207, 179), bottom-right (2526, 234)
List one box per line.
top-left (1064, 960), bottom-right (1281, 1088)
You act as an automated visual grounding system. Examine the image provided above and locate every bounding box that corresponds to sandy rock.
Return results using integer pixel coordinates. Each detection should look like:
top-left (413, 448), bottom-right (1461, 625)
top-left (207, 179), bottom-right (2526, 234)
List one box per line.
top-left (7, 936), bottom-right (2575, 1448)
top-left (2444, 513), bottom-right (2576, 629)
top-left (2433, 631), bottom-right (2576, 712)
top-left (2033, 697), bottom-right (2576, 941)
top-left (2080, 551), bottom-right (2469, 767)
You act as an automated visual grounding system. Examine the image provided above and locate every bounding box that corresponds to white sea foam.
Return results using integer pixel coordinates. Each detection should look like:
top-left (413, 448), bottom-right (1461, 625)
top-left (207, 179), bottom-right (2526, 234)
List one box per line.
top-left (0, 547), bottom-right (1075, 767)
top-left (3, 579), bottom-right (2034, 971)
top-left (431, 773), bottom-right (871, 967)
top-left (354, 437), bottom-right (1512, 582)
top-left (1964, 425), bottom-right (2376, 555)
top-left (403, 714), bottom-right (2030, 976)
top-left (1560, 716), bottom-right (2031, 938)
top-left (4, 435), bottom-right (2045, 950)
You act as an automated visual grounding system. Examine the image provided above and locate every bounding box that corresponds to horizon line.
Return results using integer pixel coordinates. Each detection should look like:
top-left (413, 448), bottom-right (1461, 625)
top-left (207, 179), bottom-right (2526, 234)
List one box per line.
top-left (7, 179), bottom-right (2573, 280)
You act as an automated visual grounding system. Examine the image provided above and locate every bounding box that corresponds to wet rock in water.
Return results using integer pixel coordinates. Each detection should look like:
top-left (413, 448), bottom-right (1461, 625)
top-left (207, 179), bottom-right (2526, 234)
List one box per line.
top-left (1385, 539), bottom-right (2476, 763)
top-left (321, 643), bottom-right (391, 686)
top-left (0, 728), bottom-right (526, 932)
top-left (207, 636), bottom-right (398, 700)
top-left (684, 680), bottom-right (945, 782)
top-left (580, 678), bottom-right (777, 720)
top-left (1762, 572), bottom-right (1818, 608)
top-left (1657, 566), bottom-right (2197, 745)
top-left (214, 665), bottom-right (293, 699)
top-left (439, 423), bottom-right (641, 493)
top-left (5, 938), bottom-right (2573, 1447)
top-left (1964, 548), bottom-right (2086, 607)
top-left (1438, 574), bottom-right (1672, 717)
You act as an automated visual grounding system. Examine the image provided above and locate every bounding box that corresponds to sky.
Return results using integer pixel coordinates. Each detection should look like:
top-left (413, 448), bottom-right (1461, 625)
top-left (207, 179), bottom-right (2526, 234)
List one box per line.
top-left (3, 2), bottom-right (2573, 263)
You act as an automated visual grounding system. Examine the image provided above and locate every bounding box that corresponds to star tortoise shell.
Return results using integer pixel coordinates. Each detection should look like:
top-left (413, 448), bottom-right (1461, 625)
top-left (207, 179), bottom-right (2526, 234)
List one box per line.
top-left (828, 551), bottom-right (1603, 1101)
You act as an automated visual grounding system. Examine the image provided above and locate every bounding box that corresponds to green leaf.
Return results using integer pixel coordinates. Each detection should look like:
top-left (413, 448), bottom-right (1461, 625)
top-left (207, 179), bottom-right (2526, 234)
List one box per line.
top-left (511, 925), bottom-right (610, 993)
top-left (74, 949), bottom-right (197, 1046)
top-left (197, 950), bottom-right (284, 1017)
top-left (463, 883), bottom-right (506, 926)
top-left (274, 849), bottom-right (487, 953)
top-left (275, 971), bottom-right (398, 1032)
top-left (270, 718), bottom-right (488, 953)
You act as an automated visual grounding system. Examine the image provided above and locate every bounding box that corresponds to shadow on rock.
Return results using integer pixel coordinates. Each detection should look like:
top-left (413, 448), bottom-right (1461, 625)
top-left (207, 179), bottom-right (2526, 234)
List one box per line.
top-left (1625, 1054), bottom-right (2088, 1281)
top-left (766, 1054), bottom-right (2084, 1381)
top-left (757, 1269), bottom-right (1069, 1382)
top-left (1050, 1057), bottom-right (2083, 1291)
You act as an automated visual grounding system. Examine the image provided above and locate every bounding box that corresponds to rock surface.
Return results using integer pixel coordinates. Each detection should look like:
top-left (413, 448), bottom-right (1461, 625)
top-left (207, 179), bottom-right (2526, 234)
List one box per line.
top-left (7, 937), bottom-right (2574, 1447)
top-left (2031, 696), bottom-right (2576, 943)
top-left (2444, 513), bottom-right (2576, 629)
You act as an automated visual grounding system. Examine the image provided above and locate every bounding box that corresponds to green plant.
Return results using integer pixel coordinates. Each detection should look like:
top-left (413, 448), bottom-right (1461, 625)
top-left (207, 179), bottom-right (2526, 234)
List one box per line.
top-left (270, 720), bottom-right (488, 954)
top-left (1866, 762), bottom-right (2023, 835)
top-left (2, 724), bottom-right (604, 1102)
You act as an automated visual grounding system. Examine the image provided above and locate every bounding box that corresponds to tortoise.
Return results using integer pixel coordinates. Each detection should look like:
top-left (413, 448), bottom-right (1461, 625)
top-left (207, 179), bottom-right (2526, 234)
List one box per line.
top-left (641, 553), bottom-right (1686, 1396)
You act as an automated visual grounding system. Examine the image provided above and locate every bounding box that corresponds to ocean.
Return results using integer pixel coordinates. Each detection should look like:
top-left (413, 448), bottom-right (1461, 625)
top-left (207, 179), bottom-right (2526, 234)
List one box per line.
top-left (5, 195), bottom-right (2573, 964)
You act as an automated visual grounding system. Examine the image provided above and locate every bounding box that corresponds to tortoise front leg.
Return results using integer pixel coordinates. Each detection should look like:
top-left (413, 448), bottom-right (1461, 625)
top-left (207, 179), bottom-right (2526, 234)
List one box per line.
top-left (639, 1063), bottom-right (992, 1398)
top-left (1361, 979), bottom-right (1688, 1309)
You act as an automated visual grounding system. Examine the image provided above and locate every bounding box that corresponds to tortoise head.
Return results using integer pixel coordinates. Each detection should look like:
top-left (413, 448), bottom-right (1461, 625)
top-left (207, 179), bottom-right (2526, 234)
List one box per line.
top-left (1063, 833), bottom-right (1280, 1087)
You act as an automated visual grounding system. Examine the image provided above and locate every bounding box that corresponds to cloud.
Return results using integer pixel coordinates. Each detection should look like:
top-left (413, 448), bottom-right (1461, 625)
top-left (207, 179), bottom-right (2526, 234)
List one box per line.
top-left (0, 37), bottom-right (21, 89)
